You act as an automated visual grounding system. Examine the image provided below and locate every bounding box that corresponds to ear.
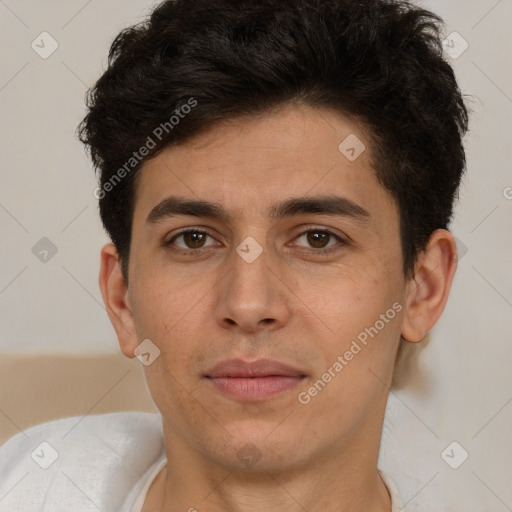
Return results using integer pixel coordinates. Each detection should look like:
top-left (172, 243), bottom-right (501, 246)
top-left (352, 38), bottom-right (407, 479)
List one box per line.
top-left (99, 243), bottom-right (138, 358)
top-left (401, 229), bottom-right (458, 343)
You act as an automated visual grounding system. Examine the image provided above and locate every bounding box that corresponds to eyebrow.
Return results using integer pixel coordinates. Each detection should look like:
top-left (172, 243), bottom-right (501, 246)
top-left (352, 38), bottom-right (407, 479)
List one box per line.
top-left (146, 194), bottom-right (371, 225)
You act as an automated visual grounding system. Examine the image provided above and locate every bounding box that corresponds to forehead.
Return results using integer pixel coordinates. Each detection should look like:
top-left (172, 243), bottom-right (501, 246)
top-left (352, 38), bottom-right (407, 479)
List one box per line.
top-left (132, 104), bottom-right (397, 228)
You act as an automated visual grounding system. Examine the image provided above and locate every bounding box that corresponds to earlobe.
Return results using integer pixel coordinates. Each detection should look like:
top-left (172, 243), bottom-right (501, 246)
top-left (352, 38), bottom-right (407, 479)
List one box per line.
top-left (99, 243), bottom-right (138, 358)
top-left (401, 229), bottom-right (458, 343)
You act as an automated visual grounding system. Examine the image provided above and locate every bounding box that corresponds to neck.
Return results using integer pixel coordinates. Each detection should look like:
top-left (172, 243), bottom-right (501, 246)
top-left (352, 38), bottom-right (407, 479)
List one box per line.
top-left (156, 464), bottom-right (391, 512)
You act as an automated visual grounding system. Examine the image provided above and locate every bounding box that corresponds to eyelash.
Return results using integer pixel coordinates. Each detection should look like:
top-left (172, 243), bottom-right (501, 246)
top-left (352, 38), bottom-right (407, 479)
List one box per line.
top-left (165, 226), bottom-right (347, 257)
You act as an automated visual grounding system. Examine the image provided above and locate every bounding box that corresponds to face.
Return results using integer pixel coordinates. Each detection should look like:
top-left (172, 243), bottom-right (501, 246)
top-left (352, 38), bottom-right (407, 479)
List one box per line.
top-left (125, 104), bottom-right (409, 471)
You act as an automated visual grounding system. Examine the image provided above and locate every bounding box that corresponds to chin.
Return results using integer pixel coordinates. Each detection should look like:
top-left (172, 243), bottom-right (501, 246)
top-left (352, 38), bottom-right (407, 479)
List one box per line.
top-left (206, 429), bottom-right (313, 474)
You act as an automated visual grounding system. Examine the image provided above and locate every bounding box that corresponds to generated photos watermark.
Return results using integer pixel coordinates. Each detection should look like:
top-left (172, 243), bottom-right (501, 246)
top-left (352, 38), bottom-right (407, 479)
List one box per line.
top-left (298, 301), bottom-right (403, 404)
top-left (93, 97), bottom-right (198, 200)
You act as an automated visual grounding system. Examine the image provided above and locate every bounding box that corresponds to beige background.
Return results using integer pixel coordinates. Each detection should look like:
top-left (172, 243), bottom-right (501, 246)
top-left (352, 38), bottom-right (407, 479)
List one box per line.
top-left (0, 0), bottom-right (511, 510)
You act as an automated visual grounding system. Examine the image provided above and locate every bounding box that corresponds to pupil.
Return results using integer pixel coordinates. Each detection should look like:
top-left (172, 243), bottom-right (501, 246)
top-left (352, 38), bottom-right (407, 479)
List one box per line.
top-left (186, 232), bottom-right (204, 248)
top-left (308, 232), bottom-right (327, 248)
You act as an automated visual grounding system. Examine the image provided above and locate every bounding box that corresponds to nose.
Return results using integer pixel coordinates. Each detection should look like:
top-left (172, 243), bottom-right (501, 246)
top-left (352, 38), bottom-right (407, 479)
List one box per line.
top-left (214, 242), bottom-right (292, 333)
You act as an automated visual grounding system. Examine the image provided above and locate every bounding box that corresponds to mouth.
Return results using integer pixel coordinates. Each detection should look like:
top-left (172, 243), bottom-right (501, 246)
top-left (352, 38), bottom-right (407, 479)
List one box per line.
top-left (204, 358), bottom-right (307, 402)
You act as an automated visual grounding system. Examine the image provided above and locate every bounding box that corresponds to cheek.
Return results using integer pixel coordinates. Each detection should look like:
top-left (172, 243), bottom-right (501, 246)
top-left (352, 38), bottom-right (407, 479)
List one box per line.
top-left (131, 267), bottom-right (203, 334)
top-left (301, 293), bottom-right (402, 427)
top-left (304, 267), bottom-right (403, 376)
top-left (128, 276), bottom-right (211, 390)
top-left (131, 274), bottom-right (208, 417)
top-left (301, 268), bottom-right (388, 332)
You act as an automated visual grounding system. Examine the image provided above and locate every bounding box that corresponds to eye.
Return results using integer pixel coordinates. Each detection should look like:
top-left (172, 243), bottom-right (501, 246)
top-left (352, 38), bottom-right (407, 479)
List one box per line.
top-left (165, 226), bottom-right (347, 257)
top-left (166, 228), bottom-right (218, 253)
top-left (293, 228), bottom-right (346, 255)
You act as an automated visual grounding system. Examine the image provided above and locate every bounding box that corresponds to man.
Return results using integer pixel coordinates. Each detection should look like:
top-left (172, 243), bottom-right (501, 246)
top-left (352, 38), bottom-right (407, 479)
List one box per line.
top-left (0, 0), bottom-right (468, 510)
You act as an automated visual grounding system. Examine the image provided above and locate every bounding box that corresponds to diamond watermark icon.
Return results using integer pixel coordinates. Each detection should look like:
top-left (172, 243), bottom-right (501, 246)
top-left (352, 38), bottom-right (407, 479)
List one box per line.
top-left (237, 442), bottom-right (262, 468)
top-left (32, 237), bottom-right (58, 263)
top-left (134, 338), bottom-right (160, 366)
top-left (338, 134), bottom-right (366, 161)
top-left (31, 441), bottom-right (59, 469)
top-left (31, 32), bottom-right (59, 59)
top-left (453, 236), bottom-right (468, 261)
top-left (236, 236), bottom-right (263, 263)
top-left (441, 441), bottom-right (469, 469)
top-left (442, 32), bottom-right (468, 59)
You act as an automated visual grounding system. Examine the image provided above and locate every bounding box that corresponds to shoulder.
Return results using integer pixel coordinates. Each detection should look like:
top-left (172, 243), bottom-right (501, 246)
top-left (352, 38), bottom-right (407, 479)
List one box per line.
top-left (0, 411), bottom-right (164, 512)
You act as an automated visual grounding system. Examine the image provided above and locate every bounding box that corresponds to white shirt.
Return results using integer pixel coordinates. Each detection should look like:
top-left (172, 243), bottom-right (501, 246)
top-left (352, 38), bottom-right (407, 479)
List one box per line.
top-left (0, 411), bottom-right (403, 511)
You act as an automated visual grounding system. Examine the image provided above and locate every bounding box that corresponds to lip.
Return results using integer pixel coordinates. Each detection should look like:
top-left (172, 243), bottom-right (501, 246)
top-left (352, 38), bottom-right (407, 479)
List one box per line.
top-left (205, 358), bottom-right (307, 402)
top-left (206, 358), bottom-right (306, 378)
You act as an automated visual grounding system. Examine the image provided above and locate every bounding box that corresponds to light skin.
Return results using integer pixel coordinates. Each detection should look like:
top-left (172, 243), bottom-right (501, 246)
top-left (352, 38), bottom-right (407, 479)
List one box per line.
top-left (99, 103), bottom-right (458, 511)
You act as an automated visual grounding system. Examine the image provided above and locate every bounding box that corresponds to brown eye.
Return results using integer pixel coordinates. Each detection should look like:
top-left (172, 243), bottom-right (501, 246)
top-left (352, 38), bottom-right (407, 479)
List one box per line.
top-left (167, 229), bottom-right (217, 251)
top-left (293, 228), bottom-right (347, 256)
top-left (181, 231), bottom-right (207, 249)
top-left (306, 231), bottom-right (330, 249)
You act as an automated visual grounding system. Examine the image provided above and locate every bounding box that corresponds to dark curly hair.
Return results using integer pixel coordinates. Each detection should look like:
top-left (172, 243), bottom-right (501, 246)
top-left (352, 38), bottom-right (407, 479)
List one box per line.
top-left (78, 0), bottom-right (469, 283)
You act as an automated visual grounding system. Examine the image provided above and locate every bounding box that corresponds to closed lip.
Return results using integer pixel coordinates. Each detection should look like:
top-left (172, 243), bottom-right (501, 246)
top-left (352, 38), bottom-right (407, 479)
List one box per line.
top-left (205, 358), bottom-right (307, 378)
